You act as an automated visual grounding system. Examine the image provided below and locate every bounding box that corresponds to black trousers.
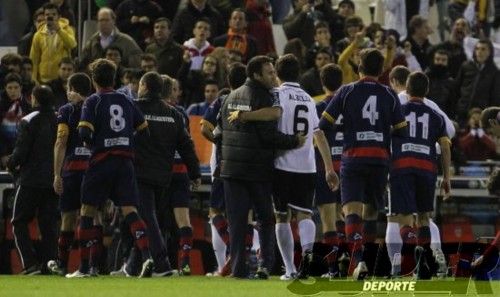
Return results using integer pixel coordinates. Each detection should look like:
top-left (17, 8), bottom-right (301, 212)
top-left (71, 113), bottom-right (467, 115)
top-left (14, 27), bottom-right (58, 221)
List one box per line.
top-left (223, 179), bottom-right (275, 278)
top-left (126, 182), bottom-right (171, 272)
top-left (11, 185), bottom-right (58, 269)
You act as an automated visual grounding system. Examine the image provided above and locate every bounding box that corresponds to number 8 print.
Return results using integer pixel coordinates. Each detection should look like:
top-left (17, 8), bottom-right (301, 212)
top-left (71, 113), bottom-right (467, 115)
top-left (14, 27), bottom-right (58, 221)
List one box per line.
top-left (110, 104), bottom-right (126, 132)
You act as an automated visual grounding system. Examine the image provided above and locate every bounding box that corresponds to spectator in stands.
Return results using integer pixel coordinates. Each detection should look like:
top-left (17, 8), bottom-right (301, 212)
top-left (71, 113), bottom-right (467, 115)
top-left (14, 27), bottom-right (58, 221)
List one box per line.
top-left (283, 0), bottom-right (344, 48)
top-left (213, 8), bottom-right (258, 63)
top-left (178, 55), bottom-right (221, 106)
top-left (145, 18), bottom-right (184, 77)
top-left (140, 54), bottom-right (158, 73)
top-left (20, 57), bottom-right (36, 97)
top-left (80, 7), bottom-right (143, 70)
top-left (50, 0), bottom-right (75, 27)
top-left (283, 38), bottom-right (307, 73)
top-left (48, 57), bottom-right (74, 109)
top-left (299, 47), bottom-right (332, 97)
top-left (332, 0), bottom-right (355, 43)
top-left (18, 8), bottom-right (45, 57)
top-left (425, 49), bottom-right (456, 117)
top-left (429, 18), bottom-right (469, 78)
top-left (171, 0), bottom-right (225, 44)
top-left (105, 46), bottom-right (126, 88)
top-left (405, 15), bottom-right (433, 70)
top-left (245, 0), bottom-right (276, 55)
top-left (8, 85), bottom-right (58, 275)
top-left (459, 108), bottom-right (497, 161)
top-left (117, 69), bottom-right (145, 100)
top-left (335, 15), bottom-right (364, 54)
top-left (186, 79), bottom-right (219, 116)
top-left (0, 53), bottom-right (23, 90)
top-left (115, 0), bottom-right (164, 49)
top-left (30, 3), bottom-right (76, 84)
top-left (210, 47), bottom-right (231, 87)
top-left (305, 22), bottom-right (336, 70)
top-left (183, 18), bottom-right (215, 71)
top-left (0, 73), bottom-right (31, 168)
top-left (228, 49), bottom-right (244, 64)
top-left (455, 39), bottom-right (500, 126)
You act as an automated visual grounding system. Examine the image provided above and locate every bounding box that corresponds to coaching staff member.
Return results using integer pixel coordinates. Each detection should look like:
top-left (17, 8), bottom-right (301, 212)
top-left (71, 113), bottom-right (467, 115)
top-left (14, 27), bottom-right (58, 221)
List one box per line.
top-left (8, 85), bottom-right (58, 274)
top-left (132, 71), bottom-right (201, 276)
top-left (218, 56), bottom-right (305, 279)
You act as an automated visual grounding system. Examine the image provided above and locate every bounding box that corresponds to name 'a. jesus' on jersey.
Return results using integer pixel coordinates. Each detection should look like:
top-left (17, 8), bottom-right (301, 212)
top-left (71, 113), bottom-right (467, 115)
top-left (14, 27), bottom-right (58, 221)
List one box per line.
top-left (274, 82), bottom-right (319, 173)
top-left (391, 100), bottom-right (449, 175)
top-left (320, 78), bottom-right (407, 166)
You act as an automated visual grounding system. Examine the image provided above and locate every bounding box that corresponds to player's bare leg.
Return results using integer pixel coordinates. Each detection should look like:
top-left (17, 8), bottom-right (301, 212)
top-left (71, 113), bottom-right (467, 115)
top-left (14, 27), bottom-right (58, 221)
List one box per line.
top-left (174, 207), bottom-right (193, 275)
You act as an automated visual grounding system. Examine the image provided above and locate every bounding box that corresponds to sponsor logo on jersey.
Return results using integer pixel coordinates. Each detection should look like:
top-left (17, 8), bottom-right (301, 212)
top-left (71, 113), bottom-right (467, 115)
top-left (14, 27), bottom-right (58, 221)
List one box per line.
top-left (104, 137), bottom-right (130, 147)
top-left (74, 147), bottom-right (91, 156)
top-left (356, 131), bottom-right (384, 142)
top-left (401, 143), bottom-right (430, 155)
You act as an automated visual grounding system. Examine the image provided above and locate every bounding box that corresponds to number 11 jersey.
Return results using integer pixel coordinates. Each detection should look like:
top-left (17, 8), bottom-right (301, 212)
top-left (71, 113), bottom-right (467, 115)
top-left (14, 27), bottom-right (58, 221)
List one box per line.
top-left (320, 78), bottom-right (406, 167)
top-left (274, 82), bottom-right (319, 173)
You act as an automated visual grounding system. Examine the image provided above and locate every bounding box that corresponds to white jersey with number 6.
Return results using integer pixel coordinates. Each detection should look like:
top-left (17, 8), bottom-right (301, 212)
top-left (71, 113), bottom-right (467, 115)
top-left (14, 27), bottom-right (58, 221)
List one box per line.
top-left (274, 82), bottom-right (319, 173)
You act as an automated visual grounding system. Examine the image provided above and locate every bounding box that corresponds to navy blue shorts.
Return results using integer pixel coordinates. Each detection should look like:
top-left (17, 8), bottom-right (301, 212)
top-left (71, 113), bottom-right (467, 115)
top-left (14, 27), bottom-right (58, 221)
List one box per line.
top-left (273, 169), bottom-right (316, 214)
top-left (164, 174), bottom-right (191, 208)
top-left (209, 177), bottom-right (225, 210)
top-left (81, 157), bottom-right (139, 207)
top-left (59, 173), bottom-right (84, 212)
top-left (314, 171), bottom-right (341, 206)
top-left (388, 173), bottom-right (437, 215)
top-left (340, 165), bottom-right (388, 210)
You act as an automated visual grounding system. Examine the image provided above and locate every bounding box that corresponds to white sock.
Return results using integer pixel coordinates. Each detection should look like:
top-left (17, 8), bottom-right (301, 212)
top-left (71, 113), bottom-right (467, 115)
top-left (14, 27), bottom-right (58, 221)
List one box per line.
top-left (385, 222), bottom-right (403, 271)
top-left (252, 227), bottom-right (260, 252)
top-left (298, 219), bottom-right (316, 254)
top-left (210, 221), bottom-right (227, 272)
top-left (275, 223), bottom-right (296, 275)
top-left (429, 219), bottom-right (442, 253)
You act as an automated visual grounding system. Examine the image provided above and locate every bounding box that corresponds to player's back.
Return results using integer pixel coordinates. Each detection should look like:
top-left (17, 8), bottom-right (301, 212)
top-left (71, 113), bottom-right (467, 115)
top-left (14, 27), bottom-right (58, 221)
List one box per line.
top-left (80, 91), bottom-right (146, 158)
top-left (275, 82), bottom-right (319, 173)
top-left (316, 97), bottom-right (343, 172)
top-left (391, 100), bottom-right (448, 175)
top-left (328, 79), bottom-right (405, 166)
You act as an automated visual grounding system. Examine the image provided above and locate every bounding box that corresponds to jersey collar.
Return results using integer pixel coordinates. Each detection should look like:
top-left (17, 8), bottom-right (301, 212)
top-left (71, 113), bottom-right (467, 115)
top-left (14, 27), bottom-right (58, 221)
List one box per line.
top-left (359, 77), bottom-right (378, 83)
top-left (281, 82), bottom-right (301, 88)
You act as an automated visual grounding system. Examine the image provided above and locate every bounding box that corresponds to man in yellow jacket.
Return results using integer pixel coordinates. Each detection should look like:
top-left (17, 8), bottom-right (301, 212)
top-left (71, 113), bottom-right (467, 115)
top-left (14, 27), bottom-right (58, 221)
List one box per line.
top-left (30, 3), bottom-right (76, 84)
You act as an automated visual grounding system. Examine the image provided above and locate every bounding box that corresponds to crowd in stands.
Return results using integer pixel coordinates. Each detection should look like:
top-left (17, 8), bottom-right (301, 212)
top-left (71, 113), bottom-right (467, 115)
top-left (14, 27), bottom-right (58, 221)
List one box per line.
top-left (2, 0), bottom-right (500, 168)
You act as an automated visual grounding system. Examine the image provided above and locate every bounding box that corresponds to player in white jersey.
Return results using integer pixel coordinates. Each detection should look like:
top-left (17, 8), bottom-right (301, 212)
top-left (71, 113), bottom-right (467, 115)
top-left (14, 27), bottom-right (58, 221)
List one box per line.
top-left (387, 66), bottom-right (451, 277)
top-left (228, 54), bottom-right (339, 280)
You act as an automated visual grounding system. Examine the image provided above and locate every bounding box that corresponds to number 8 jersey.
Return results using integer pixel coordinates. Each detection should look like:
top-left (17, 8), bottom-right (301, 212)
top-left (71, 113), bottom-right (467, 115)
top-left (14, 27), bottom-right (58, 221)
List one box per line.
top-left (320, 78), bottom-right (406, 166)
top-left (78, 91), bottom-right (147, 162)
top-left (274, 82), bottom-right (319, 173)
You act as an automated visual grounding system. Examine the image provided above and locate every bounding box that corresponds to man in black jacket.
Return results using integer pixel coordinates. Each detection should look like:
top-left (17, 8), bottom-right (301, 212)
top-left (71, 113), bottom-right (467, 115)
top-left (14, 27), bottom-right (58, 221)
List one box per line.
top-left (8, 85), bottom-right (58, 275)
top-left (425, 49), bottom-right (456, 118)
top-left (124, 72), bottom-right (201, 276)
top-left (218, 56), bottom-right (305, 278)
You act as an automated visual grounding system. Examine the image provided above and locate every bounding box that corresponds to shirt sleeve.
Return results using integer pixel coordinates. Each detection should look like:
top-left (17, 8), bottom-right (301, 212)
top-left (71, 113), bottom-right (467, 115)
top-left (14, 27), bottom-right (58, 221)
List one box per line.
top-left (390, 90), bottom-right (407, 130)
top-left (319, 87), bottom-right (344, 129)
top-left (132, 103), bottom-right (148, 131)
top-left (271, 88), bottom-right (281, 108)
top-left (78, 96), bottom-right (96, 131)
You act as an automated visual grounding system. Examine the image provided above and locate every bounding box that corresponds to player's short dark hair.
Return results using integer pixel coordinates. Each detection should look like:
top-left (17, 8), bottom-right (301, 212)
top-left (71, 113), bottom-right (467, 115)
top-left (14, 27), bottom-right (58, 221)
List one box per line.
top-left (59, 57), bottom-right (74, 67)
top-left (68, 73), bottom-right (92, 97)
top-left (161, 75), bottom-right (174, 98)
top-left (406, 72), bottom-right (429, 98)
top-left (141, 53), bottom-right (157, 65)
top-left (4, 73), bottom-right (22, 86)
top-left (105, 45), bottom-right (123, 57)
top-left (89, 58), bottom-right (116, 88)
top-left (32, 85), bottom-right (54, 107)
top-left (359, 48), bottom-right (384, 77)
top-left (1, 53), bottom-right (22, 67)
top-left (276, 54), bottom-right (300, 82)
top-left (227, 62), bottom-right (246, 89)
top-left (154, 17), bottom-right (171, 27)
top-left (339, 0), bottom-right (355, 10)
top-left (408, 15), bottom-right (426, 36)
top-left (247, 55), bottom-right (273, 79)
top-left (42, 2), bottom-right (60, 15)
top-left (141, 71), bottom-right (164, 97)
top-left (389, 65), bottom-right (410, 86)
top-left (320, 63), bottom-right (343, 92)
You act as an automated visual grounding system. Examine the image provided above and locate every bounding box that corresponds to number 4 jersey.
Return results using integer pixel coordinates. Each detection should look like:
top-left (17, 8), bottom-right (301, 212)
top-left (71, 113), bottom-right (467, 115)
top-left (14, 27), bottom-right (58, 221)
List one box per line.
top-left (274, 82), bottom-right (319, 173)
top-left (320, 78), bottom-right (407, 166)
top-left (78, 90), bottom-right (147, 162)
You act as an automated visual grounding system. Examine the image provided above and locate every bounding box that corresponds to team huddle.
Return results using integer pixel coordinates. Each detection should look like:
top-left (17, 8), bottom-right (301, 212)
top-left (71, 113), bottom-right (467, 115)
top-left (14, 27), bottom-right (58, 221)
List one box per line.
top-left (10, 48), bottom-right (459, 280)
